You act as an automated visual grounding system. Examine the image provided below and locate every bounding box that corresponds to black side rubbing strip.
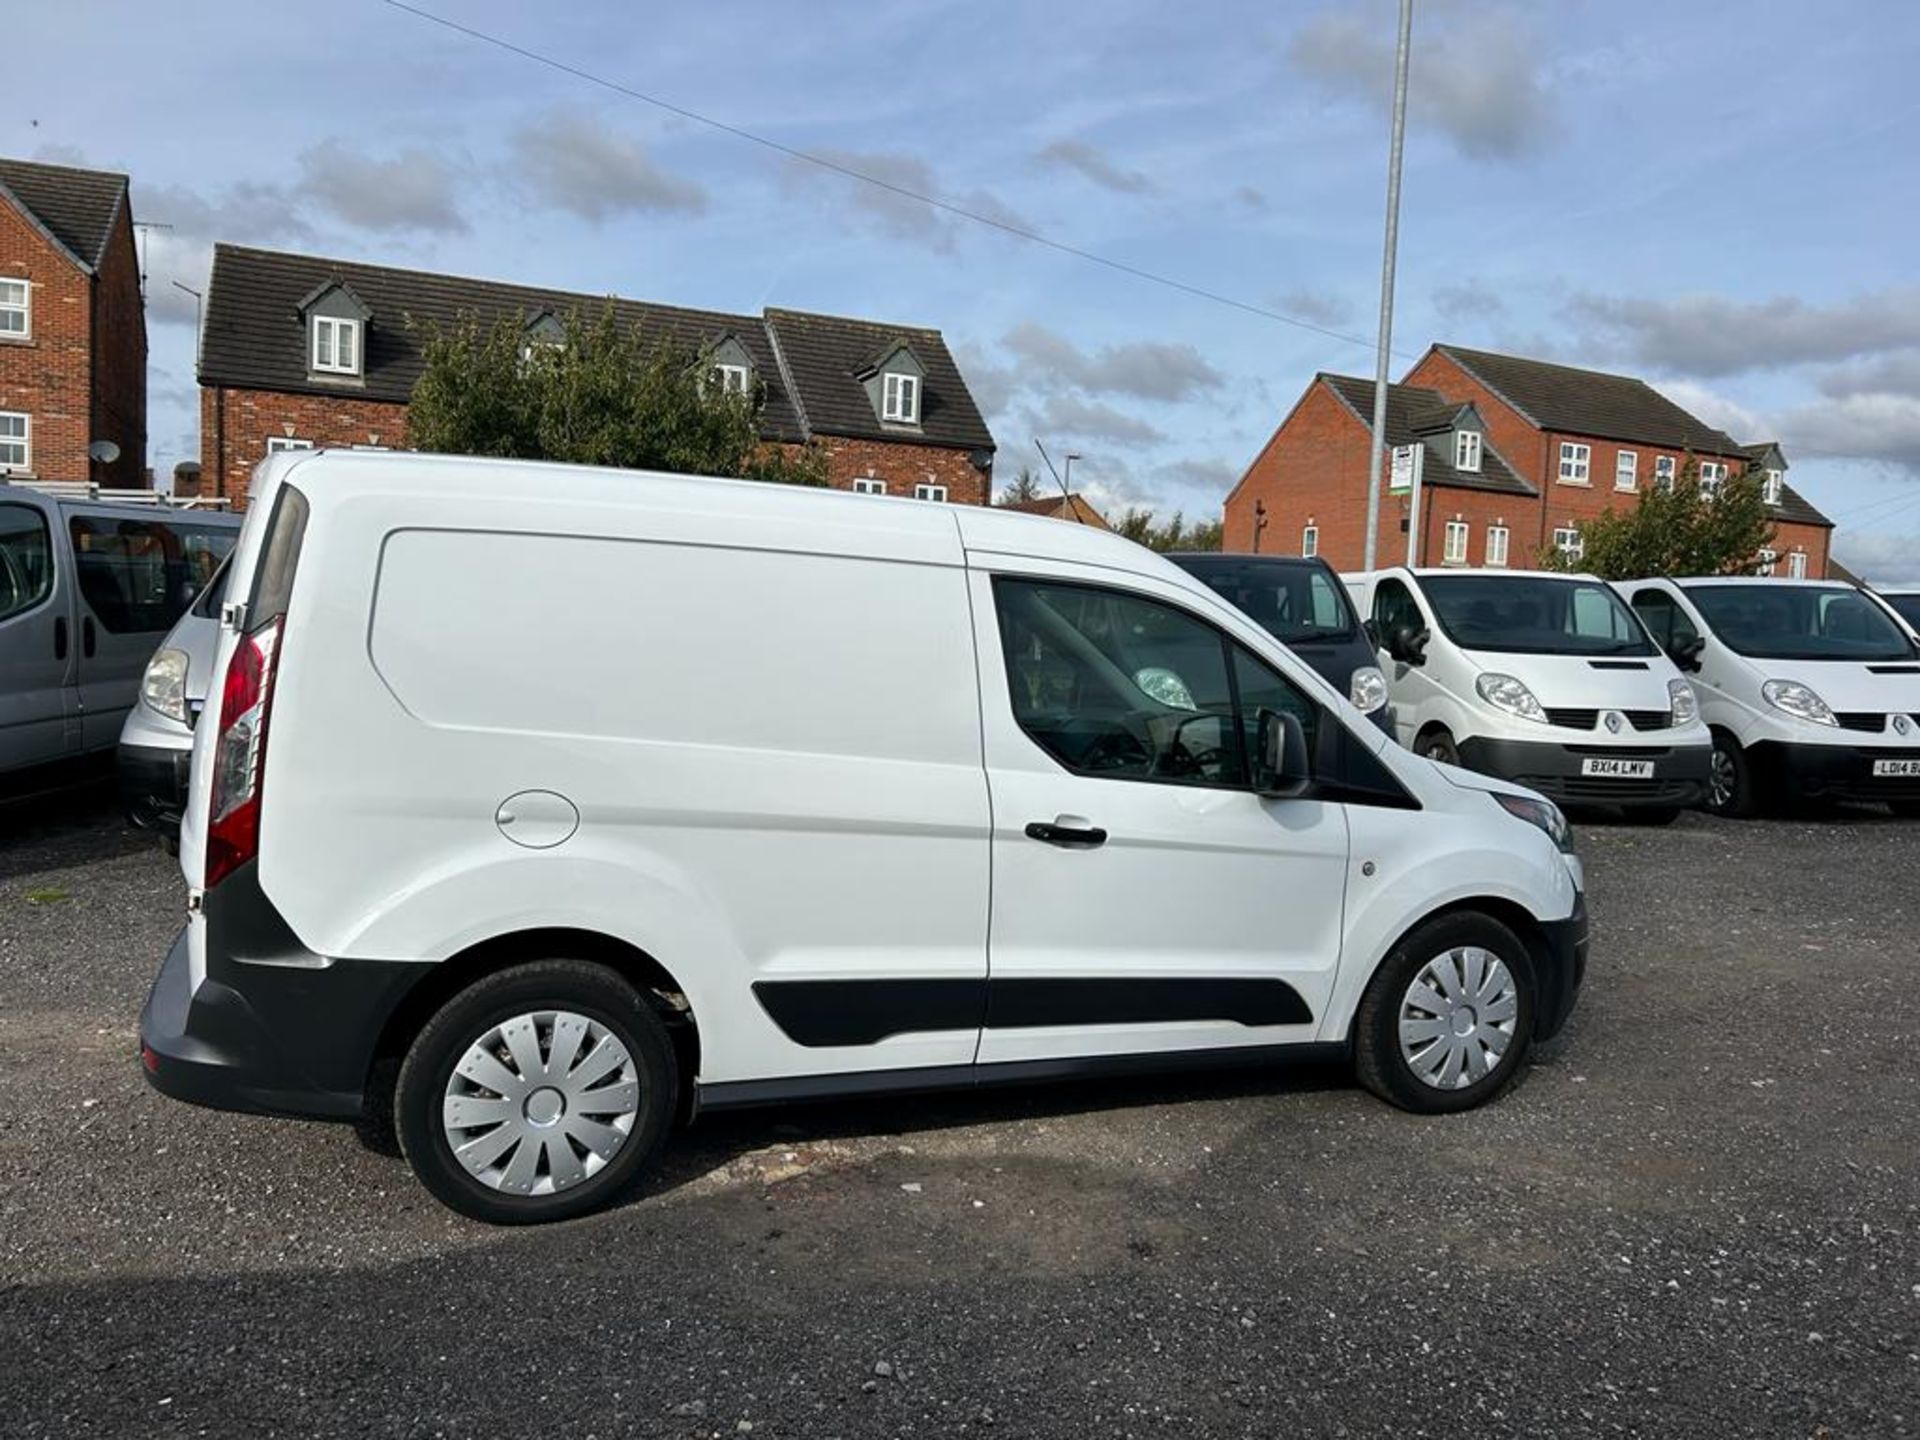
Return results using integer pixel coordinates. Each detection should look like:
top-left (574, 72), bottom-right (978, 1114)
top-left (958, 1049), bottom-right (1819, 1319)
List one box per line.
top-left (755, 976), bottom-right (1313, 1047)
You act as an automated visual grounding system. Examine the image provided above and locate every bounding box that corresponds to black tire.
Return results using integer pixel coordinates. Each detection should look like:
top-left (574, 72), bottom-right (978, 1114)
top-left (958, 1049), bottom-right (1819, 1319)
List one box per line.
top-left (396, 959), bottom-right (678, 1224)
top-left (1635, 806), bottom-right (1682, 826)
top-left (1417, 728), bottom-right (1461, 766)
top-left (1705, 730), bottom-right (1760, 818)
top-left (1353, 910), bottom-right (1537, 1115)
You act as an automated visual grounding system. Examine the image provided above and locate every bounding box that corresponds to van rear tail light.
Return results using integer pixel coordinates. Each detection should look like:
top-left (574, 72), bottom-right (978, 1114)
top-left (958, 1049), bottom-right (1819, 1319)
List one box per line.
top-left (204, 618), bottom-right (283, 889)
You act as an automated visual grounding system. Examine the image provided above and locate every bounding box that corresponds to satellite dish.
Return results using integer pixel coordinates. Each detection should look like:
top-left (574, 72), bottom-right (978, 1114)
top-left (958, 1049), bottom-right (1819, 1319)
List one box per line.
top-left (88, 440), bottom-right (122, 465)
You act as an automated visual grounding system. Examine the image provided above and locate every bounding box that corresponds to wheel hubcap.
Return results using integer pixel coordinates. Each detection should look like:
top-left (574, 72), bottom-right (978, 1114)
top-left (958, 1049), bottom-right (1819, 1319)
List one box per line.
top-left (1709, 747), bottom-right (1736, 808)
top-left (1399, 946), bottom-right (1518, 1090)
top-left (442, 1010), bottom-right (639, 1196)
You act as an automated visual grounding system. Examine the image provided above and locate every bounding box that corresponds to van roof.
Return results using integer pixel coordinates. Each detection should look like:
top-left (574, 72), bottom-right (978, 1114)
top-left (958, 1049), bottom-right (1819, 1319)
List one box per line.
top-left (1344, 566), bottom-right (1604, 585)
top-left (1663, 576), bottom-right (1858, 591)
top-left (259, 448), bottom-right (1183, 581)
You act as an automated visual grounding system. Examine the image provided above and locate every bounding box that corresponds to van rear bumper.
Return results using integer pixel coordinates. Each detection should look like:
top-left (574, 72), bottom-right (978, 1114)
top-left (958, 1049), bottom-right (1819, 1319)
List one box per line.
top-left (1457, 737), bottom-right (1710, 809)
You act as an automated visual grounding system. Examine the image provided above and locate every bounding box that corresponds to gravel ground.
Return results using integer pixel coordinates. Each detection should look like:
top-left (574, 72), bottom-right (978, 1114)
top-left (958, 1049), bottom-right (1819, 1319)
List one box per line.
top-left (1, 791), bottom-right (1917, 1439)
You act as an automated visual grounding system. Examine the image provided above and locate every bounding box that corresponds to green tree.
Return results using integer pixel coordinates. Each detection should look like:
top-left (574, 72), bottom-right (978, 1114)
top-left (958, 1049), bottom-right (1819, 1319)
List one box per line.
top-left (1545, 456), bottom-right (1775, 578)
top-left (1111, 508), bottom-right (1222, 553)
top-left (997, 466), bottom-right (1045, 505)
top-left (407, 306), bottom-right (830, 485)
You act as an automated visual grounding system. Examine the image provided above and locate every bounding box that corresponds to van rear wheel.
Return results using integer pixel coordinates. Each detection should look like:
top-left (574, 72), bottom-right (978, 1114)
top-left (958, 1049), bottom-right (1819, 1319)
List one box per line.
top-left (1354, 911), bottom-right (1536, 1114)
top-left (396, 960), bottom-right (678, 1224)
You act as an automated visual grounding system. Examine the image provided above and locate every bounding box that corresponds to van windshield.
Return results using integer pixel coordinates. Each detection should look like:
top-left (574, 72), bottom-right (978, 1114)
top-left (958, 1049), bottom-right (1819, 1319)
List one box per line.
top-left (1884, 593), bottom-right (1920, 634)
top-left (1422, 574), bottom-right (1655, 656)
top-left (1176, 558), bottom-right (1358, 644)
top-left (1687, 584), bottom-right (1917, 661)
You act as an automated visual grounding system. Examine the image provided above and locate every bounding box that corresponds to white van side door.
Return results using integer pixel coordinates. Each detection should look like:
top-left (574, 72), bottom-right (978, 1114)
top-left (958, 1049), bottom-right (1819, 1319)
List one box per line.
top-left (969, 561), bottom-right (1350, 1067)
top-left (0, 492), bottom-right (80, 773)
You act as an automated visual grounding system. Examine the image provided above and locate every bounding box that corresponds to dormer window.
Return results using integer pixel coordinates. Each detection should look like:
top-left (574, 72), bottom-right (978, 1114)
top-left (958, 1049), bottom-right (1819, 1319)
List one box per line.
top-left (312, 315), bottom-right (361, 375)
top-left (1453, 429), bottom-right (1482, 472)
top-left (520, 312), bottom-right (566, 364)
top-left (882, 371), bottom-right (920, 424)
top-left (714, 363), bottom-right (750, 396)
top-left (1762, 468), bottom-right (1783, 505)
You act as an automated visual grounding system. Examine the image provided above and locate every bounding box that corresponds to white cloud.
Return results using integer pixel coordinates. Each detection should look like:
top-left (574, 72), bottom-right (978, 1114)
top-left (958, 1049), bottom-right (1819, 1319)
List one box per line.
top-left (1781, 393), bottom-right (1920, 473)
top-left (296, 140), bottom-right (467, 233)
top-left (512, 110), bottom-right (707, 222)
top-left (1649, 379), bottom-right (1767, 445)
top-left (1035, 139), bottom-right (1154, 195)
top-left (1565, 289), bottom-right (1920, 377)
top-left (1002, 323), bottom-right (1224, 402)
top-left (795, 149), bottom-right (1029, 252)
top-left (1023, 394), bottom-right (1166, 447)
top-left (1274, 288), bottom-right (1353, 328)
top-left (1833, 529), bottom-right (1920, 586)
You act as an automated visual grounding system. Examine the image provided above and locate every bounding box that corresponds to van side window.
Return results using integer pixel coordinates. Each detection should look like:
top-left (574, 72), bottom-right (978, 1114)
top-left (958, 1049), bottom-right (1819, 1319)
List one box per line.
top-left (69, 516), bottom-right (240, 634)
top-left (994, 578), bottom-right (1247, 788)
top-left (1231, 644), bottom-right (1320, 758)
top-left (0, 503), bottom-right (53, 621)
top-left (1630, 589), bottom-right (1696, 650)
top-left (1372, 578), bottom-right (1423, 641)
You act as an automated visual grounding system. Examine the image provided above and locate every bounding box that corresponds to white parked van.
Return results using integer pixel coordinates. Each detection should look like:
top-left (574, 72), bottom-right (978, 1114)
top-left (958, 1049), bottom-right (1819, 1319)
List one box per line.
top-left (142, 452), bottom-right (1588, 1223)
top-left (1620, 577), bottom-right (1920, 816)
top-left (1345, 567), bottom-right (1711, 818)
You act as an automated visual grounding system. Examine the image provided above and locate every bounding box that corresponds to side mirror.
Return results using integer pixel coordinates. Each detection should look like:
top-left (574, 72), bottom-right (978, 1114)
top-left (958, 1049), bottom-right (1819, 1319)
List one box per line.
top-left (1670, 634), bottom-right (1706, 673)
top-left (1363, 618), bottom-right (1382, 650)
top-left (1389, 623), bottom-right (1429, 665)
top-left (1254, 708), bottom-right (1312, 798)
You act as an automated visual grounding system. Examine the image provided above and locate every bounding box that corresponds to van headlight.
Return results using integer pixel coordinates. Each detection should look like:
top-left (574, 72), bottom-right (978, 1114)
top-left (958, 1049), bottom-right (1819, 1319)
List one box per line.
top-left (1668, 677), bottom-right (1699, 726)
top-left (141, 647), bottom-right (189, 724)
top-left (1350, 665), bottom-right (1388, 714)
top-left (1493, 792), bottom-right (1574, 853)
top-left (1761, 679), bottom-right (1836, 726)
top-left (1475, 672), bottom-right (1547, 723)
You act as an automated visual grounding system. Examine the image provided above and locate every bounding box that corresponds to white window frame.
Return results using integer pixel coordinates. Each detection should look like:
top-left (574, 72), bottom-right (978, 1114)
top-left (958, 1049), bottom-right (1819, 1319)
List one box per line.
top-left (1553, 525), bottom-right (1584, 561)
top-left (1762, 468), bottom-right (1783, 505)
top-left (714, 363), bottom-right (750, 396)
top-left (1300, 524), bottom-right (1318, 558)
top-left (882, 372), bottom-right (920, 424)
top-left (1787, 550), bottom-right (1808, 579)
top-left (1485, 525), bottom-right (1510, 569)
top-left (1453, 430), bottom-right (1482, 473)
top-left (913, 481), bottom-right (947, 502)
top-left (1442, 520), bottom-right (1470, 565)
top-left (266, 436), bottom-right (315, 457)
top-left (852, 477), bottom-right (887, 496)
top-left (0, 410), bottom-right (29, 471)
top-left (1558, 442), bottom-right (1591, 484)
top-left (1653, 455), bottom-right (1676, 491)
top-left (1615, 450), bottom-right (1638, 491)
top-left (1756, 548), bottom-right (1777, 576)
top-left (0, 277), bottom-right (29, 340)
top-left (311, 315), bottom-right (361, 375)
top-left (1698, 461), bottom-right (1728, 499)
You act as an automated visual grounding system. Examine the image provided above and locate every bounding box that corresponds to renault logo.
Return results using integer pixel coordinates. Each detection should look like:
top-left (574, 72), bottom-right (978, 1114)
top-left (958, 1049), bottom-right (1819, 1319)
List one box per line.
top-left (1603, 711), bottom-right (1623, 734)
top-left (1896, 714), bottom-right (1913, 737)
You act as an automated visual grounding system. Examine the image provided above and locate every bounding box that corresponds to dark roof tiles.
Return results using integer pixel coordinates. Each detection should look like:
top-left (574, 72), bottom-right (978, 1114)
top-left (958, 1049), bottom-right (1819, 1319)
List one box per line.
top-left (0, 158), bottom-right (127, 270)
top-left (1320, 373), bottom-right (1536, 496)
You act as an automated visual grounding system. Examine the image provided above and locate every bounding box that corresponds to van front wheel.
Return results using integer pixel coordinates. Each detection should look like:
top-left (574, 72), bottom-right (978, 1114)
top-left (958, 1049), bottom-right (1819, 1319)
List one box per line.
top-left (1417, 728), bottom-right (1460, 766)
top-left (396, 960), bottom-right (679, 1224)
top-left (1705, 731), bottom-right (1760, 818)
top-left (1354, 912), bottom-right (1536, 1115)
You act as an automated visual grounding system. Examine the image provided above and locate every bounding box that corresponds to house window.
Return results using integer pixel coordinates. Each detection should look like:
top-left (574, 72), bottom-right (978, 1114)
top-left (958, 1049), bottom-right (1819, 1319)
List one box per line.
top-left (1762, 468), bottom-right (1783, 505)
top-left (882, 372), bottom-right (920, 424)
top-left (0, 278), bottom-right (28, 339)
top-left (1756, 548), bottom-right (1778, 576)
top-left (1615, 450), bottom-right (1638, 491)
top-left (914, 482), bottom-right (947, 502)
top-left (0, 411), bottom-right (28, 470)
top-left (1698, 461), bottom-right (1728, 499)
top-left (312, 316), bottom-right (361, 375)
top-left (1553, 525), bottom-right (1584, 561)
top-left (713, 363), bottom-right (750, 396)
top-left (1453, 430), bottom-right (1482, 472)
top-left (852, 477), bottom-right (887, 496)
top-left (266, 436), bottom-right (315, 457)
top-left (1653, 455), bottom-right (1676, 491)
top-left (1787, 550), bottom-right (1808, 579)
top-left (1486, 525), bottom-right (1510, 568)
top-left (1443, 520), bottom-right (1470, 565)
top-left (1301, 524), bottom-right (1318, 558)
top-left (1558, 442), bottom-right (1591, 484)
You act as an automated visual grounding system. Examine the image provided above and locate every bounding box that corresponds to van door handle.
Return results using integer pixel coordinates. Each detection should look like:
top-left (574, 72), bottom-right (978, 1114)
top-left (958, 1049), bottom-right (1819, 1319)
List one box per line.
top-left (82, 617), bottom-right (96, 658)
top-left (1025, 821), bottom-right (1108, 848)
top-left (54, 616), bottom-right (67, 660)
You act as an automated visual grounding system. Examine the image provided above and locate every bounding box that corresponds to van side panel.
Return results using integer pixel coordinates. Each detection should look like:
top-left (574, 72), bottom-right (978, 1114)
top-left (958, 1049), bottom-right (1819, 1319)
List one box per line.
top-left (260, 495), bottom-right (991, 1086)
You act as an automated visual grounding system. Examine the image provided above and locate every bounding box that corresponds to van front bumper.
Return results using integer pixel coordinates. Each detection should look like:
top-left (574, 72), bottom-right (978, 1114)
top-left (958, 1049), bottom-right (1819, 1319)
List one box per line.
top-left (1749, 740), bottom-right (1920, 804)
top-left (1534, 894), bottom-right (1588, 1042)
top-left (1457, 737), bottom-right (1710, 809)
top-left (117, 741), bottom-right (191, 834)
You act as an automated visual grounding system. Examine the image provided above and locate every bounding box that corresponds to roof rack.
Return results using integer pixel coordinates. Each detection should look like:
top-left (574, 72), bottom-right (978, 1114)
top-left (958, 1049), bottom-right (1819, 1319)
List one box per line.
top-left (0, 477), bottom-right (233, 510)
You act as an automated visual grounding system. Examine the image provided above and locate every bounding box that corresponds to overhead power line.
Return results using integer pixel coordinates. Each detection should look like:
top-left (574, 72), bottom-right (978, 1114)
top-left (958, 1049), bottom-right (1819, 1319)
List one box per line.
top-left (382, 0), bottom-right (1407, 357)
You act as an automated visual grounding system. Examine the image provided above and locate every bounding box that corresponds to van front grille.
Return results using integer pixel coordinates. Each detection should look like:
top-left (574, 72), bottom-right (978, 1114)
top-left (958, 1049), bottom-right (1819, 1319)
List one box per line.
top-left (1835, 713), bottom-right (1887, 733)
top-left (1624, 709), bottom-right (1672, 730)
top-left (1544, 708), bottom-right (1598, 729)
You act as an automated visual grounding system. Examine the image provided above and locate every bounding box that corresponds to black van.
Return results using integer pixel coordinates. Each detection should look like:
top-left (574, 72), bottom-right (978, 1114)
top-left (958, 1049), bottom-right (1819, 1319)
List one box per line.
top-left (1168, 553), bottom-right (1392, 734)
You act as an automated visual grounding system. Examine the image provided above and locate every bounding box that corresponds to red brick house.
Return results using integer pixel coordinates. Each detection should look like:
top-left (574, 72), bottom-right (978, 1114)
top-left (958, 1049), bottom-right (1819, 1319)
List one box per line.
top-left (1227, 345), bottom-right (1833, 576)
top-left (197, 245), bottom-right (995, 507)
top-left (998, 492), bottom-right (1112, 528)
top-left (0, 158), bottom-right (146, 487)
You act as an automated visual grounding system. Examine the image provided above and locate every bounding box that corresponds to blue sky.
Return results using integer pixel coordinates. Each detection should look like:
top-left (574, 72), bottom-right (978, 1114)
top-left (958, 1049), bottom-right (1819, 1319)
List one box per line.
top-left (12, 1), bottom-right (1920, 577)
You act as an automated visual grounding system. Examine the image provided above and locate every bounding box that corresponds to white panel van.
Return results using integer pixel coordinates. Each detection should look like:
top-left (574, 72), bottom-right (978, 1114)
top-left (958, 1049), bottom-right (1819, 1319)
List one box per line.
top-left (142, 452), bottom-right (1588, 1223)
top-left (1621, 577), bottom-right (1920, 816)
top-left (1344, 567), bottom-right (1711, 820)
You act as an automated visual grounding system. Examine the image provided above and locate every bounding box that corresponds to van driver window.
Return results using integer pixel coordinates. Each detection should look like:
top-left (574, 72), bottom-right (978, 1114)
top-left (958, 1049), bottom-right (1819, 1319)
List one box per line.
top-left (1372, 579), bottom-right (1423, 641)
top-left (993, 578), bottom-right (1247, 787)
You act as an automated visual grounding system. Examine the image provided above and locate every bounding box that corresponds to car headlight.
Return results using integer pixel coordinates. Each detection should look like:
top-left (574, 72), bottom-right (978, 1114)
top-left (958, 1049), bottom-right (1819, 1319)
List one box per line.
top-left (1349, 665), bottom-right (1388, 714)
top-left (1667, 677), bottom-right (1699, 727)
top-left (1475, 672), bottom-right (1547, 723)
top-left (140, 647), bottom-right (189, 725)
top-left (1493, 791), bottom-right (1574, 853)
top-left (1761, 678), bottom-right (1836, 726)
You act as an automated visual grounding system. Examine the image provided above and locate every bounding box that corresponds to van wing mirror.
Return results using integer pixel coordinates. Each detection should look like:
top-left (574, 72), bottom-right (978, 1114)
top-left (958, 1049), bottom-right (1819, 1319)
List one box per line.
top-left (1253, 708), bottom-right (1312, 799)
top-left (1389, 623), bottom-right (1429, 665)
top-left (1671, 634), bottom-right (1706, 672)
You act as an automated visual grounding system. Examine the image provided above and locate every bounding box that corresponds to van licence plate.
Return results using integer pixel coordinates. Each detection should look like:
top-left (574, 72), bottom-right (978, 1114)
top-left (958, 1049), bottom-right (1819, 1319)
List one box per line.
top-left (1872, 758), bottom-right (1920, 777)
top-left (1581, 757), bottom-right (1655, 778)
